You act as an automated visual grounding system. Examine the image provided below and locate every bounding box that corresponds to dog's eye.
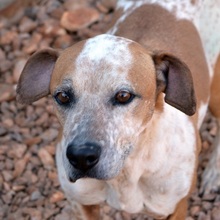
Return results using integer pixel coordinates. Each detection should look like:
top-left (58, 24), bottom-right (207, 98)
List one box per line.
top-left (114, 90), bottom-right (134, 105)
top-left (55, 92), bottom-right (71, 105)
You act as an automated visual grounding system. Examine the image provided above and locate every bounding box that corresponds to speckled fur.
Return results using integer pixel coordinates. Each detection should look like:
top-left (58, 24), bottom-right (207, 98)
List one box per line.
top-left (16, 1), bottom-right (220, 219)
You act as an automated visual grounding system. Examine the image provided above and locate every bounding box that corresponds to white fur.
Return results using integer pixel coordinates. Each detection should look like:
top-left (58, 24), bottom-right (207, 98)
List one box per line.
top-left (57, 103), bottom-right (196, 218)
top-left (74, 34), bottom-right (134, 94)
top-left (197, 102), bottom-right (208, 129)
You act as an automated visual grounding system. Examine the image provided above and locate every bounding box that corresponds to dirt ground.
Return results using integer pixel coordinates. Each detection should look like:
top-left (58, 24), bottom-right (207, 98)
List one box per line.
top-left (0, 0), bottom-right (220, 219)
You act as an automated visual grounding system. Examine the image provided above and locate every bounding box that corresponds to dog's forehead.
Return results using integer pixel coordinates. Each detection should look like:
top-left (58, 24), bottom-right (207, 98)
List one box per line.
top-left (77, 34), bottom-right (133, 64)
top-left (51, 34), bottom-right (155, 95)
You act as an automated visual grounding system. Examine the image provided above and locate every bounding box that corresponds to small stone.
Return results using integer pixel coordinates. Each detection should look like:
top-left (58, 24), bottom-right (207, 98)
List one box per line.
top-left (0, 48), bottom-right (6, 60)
top-left (8, 143), bottom-right (27, 159)
top-left (202, 202), bottom-right (212, 211)
top-left (190, 205), bottom-right (201, 217)
top-left (202, 141), bottom-right (210, 151)
top-left (19, 16), bottom-right (37, 33)
top-left (13, 58), bottom-right (27, 83)
top-left (13, 153), bottom-right (30, 178)
top-left (30, 190), bottom-right (42, 201)
top-left (38, 19), bottom-right (66, 37)
top-left (197, 212), bottom-right (208, 220)
top-left (96, 1), bottom-right (109, 13)
top-left (0, 60), bottom-right (12, 72)
top-left (0, 30), bottom-right (17, 45)
top-left (54, 205), bottom-right (73, 220)
top-left (38, 148), bottom-right (54, 169)
top-left (3, 118), bottom-right (14, 127)
top-left (0, 84), bottom-right (16, 103)
top-left (211, 208), bottom-right (220, 220)
top-left (98, 0), bottom-right (117, 10)
top-left (24, 137), bottom-right (42, 146)
top-left (50, 191), bottom-right (65, 203)
top-left (45, 145), bottom-right (56, 156)
top-left (2, 170), bottom-right (13, 181)
top-left (63, 0), bottom-right (89, 11)
top-left (0, 127), bottom-right (7, 136)
top-left (203, 193), bottom-right (216, 202)
top-left (41, 128), bottom-right (58, 142)
top-left (60, 7), bottom-right (100, 31)
top-left (12, 185), bottom-right (25, 192)
top-left (48, 171), bottom-right (58, 182)
top-left (53, 34), bottom-right (73, 49)
top-left (209, 125), bottom-right (218, 136)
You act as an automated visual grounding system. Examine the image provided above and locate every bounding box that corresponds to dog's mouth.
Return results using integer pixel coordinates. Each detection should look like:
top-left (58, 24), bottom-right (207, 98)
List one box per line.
top-left (64, 142), bottom-right (133, 182)
top-left (67, 167), bottom-right (114, 183)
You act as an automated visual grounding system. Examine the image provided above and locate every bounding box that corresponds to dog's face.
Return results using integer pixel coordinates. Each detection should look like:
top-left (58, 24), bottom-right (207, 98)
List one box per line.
top-left (50, 35), bottom-right (157, 181)
top-left (16, 34), bottom-right (196, 182)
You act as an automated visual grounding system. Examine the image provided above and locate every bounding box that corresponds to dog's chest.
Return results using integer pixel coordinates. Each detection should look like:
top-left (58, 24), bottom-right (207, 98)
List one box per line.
top-left (58, 105), bottom-right (197, 218)
top-left (104, 104), bottom-right (197, 217)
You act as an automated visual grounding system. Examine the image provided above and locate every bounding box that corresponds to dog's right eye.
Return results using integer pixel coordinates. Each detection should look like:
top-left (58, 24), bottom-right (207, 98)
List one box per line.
top-left (55, 91), bottom-right (71, 105)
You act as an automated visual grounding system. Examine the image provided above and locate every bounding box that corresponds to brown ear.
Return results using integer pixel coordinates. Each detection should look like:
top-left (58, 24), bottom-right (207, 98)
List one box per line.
top-left (153, 53), bottom-right (196, 116)
top-left (16, 48), bottom-right (59, 104)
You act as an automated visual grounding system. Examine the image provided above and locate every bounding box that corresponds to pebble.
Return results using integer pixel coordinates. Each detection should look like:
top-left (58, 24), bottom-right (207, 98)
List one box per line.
top-left (212, 208), bottom-right (220, 220)
top-left (49, 191), bottom-right (65, 203)
top-left (18, 16), bottom-right (37, 33)
top-left (38, 148), bottom-right (55, 169)
top-left (13, 153), bottom-right (30, 178)
top-left (30, 190), bottom-right (42, 201)
top-left (60, 7), bottom-right (100, 31)
top-left (0, 84), bottom-right (16, 103)
top-left (7, 143), bottom-right (27, 159)
top-left (12, 58), bottom-right (27, 83)
top-left (41, 128), bottom-right (59, 142)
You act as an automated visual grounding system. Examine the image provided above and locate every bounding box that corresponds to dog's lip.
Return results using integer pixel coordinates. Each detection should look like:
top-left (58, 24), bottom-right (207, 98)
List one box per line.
top-left (68, 176), bottom-right (76, 183)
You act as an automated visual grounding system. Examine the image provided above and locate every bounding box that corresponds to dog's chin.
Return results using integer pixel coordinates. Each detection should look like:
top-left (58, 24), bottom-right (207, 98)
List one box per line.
top-left (67, 168), bottom-right (120, 183)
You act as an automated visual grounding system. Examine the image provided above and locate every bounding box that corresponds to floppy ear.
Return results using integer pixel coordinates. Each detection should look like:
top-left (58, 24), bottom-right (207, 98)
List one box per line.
top-left (16, 48), bottom-right (59, 104)
top-left (152, 53), bottom-right (196, 116)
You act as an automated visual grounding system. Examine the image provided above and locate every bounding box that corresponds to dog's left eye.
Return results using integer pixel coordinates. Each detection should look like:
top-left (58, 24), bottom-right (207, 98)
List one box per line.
top-left (55, 91), bottom-right (71, 105)
top-left (113, 90), bottom-right (135, 105)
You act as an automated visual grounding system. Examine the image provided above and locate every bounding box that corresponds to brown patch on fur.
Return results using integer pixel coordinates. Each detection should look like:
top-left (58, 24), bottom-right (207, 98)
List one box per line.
top-left (209, 54), bottom-right (220, 117)
top-left (113, 4), bottom-right (210, 107)
top-left (167, 198), bottom-right (187, 220)
top-left (126, 43), bottom-right (157, 124)
top-left (49, 40), bottom-right (86, 92)
top-left (82, 205), bottom-right (100, 220)
top-left (190, 0), bottom-right (197, 5)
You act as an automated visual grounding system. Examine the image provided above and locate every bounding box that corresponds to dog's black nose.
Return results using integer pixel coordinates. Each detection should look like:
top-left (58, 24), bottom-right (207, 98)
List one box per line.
top-left (66, 142), bottom-right (101, 172)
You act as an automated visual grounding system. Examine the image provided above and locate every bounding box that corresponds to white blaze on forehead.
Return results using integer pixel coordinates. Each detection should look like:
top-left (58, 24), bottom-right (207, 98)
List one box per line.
top-left (76, 34), bottom-right (133, 68)
top-left (74, 34), bottom-right (135, 93)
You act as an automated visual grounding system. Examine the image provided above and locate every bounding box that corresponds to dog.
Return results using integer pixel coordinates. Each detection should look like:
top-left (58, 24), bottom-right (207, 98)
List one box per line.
top-left (16, 0), bottom-right (220, 219)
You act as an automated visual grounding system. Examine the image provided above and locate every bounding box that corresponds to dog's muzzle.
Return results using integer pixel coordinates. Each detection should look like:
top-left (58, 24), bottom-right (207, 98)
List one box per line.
top-left (66, 142), bottom-right (101, 173)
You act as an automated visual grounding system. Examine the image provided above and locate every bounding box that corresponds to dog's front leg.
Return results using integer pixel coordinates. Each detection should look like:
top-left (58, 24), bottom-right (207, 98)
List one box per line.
top-left (81, 205), bottom-right (100, 220)
top-left (67, 201), bottom-right (100, 220)
top-left (167, 198), bottom-right (187, 220)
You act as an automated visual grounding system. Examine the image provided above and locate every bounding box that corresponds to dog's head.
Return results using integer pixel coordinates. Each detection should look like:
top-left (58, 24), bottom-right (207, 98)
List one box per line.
top-left (17, 34), bottom-right (196, 182)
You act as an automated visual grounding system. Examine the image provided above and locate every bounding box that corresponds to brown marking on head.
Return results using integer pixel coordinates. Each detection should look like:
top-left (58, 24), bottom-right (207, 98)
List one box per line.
top-left (113, 4), bottom-right (210, 108)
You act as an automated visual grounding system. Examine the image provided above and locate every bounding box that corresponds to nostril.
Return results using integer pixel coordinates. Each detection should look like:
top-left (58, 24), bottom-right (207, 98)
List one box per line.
top-left (86, 155), bottom-right (98, 166)
top-left (66, 142), bottom-right (101, 172)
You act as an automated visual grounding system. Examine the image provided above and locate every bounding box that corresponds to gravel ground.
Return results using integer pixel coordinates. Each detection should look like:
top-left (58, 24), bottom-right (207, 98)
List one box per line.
top-left (0, 0), bottom-right (219, 219)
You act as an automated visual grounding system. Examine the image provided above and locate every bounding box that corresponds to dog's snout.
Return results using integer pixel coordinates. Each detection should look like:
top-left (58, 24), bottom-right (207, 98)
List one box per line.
top-left (66, 142), bottom-right (101, 172)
